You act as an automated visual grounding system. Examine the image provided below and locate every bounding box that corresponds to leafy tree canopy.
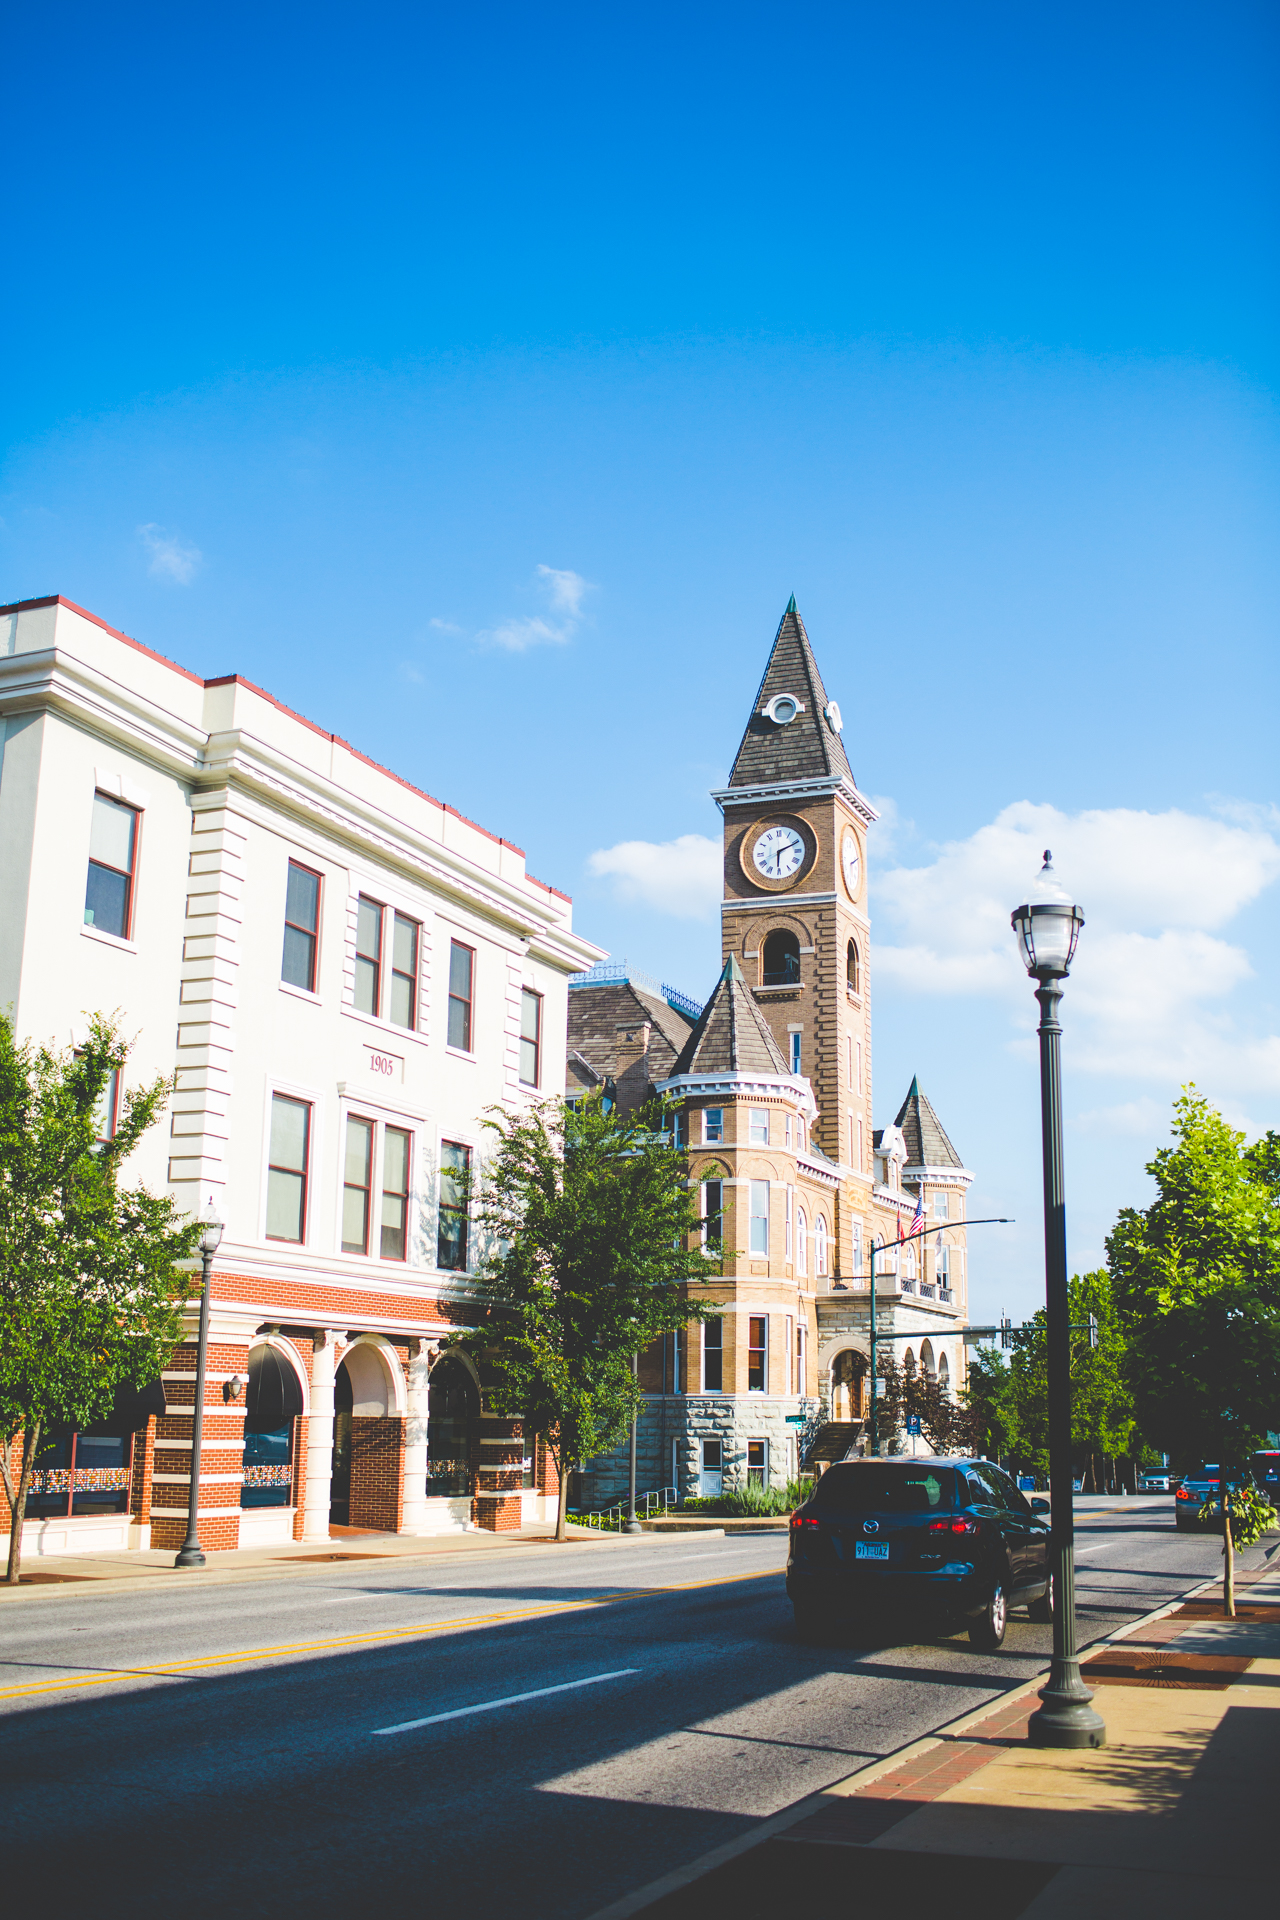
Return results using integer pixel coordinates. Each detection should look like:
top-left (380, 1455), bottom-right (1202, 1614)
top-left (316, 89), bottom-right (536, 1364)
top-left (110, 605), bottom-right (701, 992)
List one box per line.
top-left (0, 1012), bottom-right (199, 1581)
top-left (450, 1094), bottom-right (719, 1537)
top-left (1107, 1088), bottom-right (1280, 1469)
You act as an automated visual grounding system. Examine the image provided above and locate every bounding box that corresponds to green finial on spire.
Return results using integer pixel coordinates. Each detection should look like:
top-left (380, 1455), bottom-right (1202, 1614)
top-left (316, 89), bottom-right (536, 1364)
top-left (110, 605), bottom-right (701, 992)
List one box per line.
top-left (786, 594), bottom-right (797, 614)
top-left (908, 1074), bottom-right (920, 1097)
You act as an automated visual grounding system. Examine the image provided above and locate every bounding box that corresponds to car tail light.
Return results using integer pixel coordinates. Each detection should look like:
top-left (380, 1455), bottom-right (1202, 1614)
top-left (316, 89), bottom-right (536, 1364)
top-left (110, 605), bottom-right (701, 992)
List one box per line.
top-left (927, 1517), bottom-right (979, 1535)
top-left (1175, 1487), bottom-right (1193, 1501)
top-left (790, 1514), bottom-right (820, 1531)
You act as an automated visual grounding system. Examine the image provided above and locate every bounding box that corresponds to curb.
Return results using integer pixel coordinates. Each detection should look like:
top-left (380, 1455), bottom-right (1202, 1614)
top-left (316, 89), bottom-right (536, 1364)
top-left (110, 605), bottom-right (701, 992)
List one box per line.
top-left (582, 1563), bottom-right (1262, 1920)
top-left (0, 1524), bottom-right (700, 1605)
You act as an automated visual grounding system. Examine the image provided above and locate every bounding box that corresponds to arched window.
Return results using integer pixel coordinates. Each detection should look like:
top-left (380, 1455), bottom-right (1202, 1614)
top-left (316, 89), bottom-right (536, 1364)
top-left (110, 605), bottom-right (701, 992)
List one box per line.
top-left (847, 939), bottom-right (861, 993)
top-left (902, 1347), bottom-right (915, 1374)
top-left (815, 1214), bottom-right (828, 1277)
top-left (796, 1208), bottom-right (808, 1276)
top-left (902, 1238), bottom-right (917, 1282)
top-left (938, 1351), bottom-right (950, 1395)
top-left (920, 1339), bottom-right (935, 1379)
top-left (763, 928), bottom-right (801, 986)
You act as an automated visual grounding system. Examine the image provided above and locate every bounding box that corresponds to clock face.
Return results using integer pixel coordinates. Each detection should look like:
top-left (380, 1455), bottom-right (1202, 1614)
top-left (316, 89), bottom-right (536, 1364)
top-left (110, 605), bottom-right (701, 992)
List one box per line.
top-left (841, 830), bottom-right (861, 897)
top-left (753, 824), bottom-right (805, 881)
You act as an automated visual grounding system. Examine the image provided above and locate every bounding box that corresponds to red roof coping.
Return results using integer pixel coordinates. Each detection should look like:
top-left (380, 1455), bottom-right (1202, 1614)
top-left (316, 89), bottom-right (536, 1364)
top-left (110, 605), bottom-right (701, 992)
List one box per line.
top-left (0, 596), bottom-right (572, 892)
top-left (0, 594), bottom-right (204, 685)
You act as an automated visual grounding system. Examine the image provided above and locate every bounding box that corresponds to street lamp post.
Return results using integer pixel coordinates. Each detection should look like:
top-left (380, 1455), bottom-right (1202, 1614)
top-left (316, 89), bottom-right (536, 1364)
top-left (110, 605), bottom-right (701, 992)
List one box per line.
top-left (175, 1198), bottom-right (224, 1570)
top-left (1012, 851), bottom-right (1105, 1750)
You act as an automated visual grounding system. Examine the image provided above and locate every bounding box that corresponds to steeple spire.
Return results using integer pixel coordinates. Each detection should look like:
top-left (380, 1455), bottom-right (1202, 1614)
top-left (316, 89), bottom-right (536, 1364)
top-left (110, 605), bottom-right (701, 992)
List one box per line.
top-left (727, 600), bottom-right (855, 790)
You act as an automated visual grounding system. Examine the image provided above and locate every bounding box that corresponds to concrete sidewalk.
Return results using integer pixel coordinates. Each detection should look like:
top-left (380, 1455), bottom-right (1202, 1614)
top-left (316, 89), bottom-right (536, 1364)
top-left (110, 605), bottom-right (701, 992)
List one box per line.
top-left (602, 1559), bottom-right (1280, 1920)
top-left (0, 1518), bottom-right (669, 1601)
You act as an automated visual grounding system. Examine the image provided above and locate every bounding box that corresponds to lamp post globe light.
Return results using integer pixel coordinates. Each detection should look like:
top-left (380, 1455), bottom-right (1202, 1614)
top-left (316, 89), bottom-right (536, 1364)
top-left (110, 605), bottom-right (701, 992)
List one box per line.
top-left (174, 1198), bottom-right (224, 1570)
top-left (1012, 853), bottom-right (1105, 1749)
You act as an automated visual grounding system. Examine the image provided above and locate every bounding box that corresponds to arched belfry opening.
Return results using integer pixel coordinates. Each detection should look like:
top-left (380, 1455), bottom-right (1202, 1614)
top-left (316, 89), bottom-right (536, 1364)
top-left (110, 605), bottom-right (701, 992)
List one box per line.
top-left (762, 928), bottom-right (801, 986)
top-left (847, 939), bottom-right (860, 993)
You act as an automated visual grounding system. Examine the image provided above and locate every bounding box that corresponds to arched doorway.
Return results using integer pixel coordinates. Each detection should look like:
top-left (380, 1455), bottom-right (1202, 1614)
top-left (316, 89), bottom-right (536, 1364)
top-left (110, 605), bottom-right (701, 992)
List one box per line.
top-left (831, 1349), bottom-right (866, 1422)
top-left (427, 1357), bottom-right (479, 1497)
top-left (330, 1340), bottom-right (399, 1528)
top-left (242, 1343), bottom-right (305, 1510)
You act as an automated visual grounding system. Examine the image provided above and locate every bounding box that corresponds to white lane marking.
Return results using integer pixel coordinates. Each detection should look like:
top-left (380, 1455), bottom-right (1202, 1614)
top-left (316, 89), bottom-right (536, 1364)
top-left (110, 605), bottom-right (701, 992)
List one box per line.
top-left (372, 1667), bottom-right (641, 1736)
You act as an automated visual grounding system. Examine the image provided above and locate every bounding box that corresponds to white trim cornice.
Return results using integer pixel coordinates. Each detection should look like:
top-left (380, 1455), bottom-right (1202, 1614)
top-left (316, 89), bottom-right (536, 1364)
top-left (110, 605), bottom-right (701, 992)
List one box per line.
top-left (713, 777), bottom-right (880, 829)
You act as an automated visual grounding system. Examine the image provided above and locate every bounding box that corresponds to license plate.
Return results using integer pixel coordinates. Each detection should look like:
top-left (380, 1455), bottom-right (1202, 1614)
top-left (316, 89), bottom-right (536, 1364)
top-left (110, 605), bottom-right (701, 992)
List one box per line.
top-left (855, 1541), bottom-right (890, 1561)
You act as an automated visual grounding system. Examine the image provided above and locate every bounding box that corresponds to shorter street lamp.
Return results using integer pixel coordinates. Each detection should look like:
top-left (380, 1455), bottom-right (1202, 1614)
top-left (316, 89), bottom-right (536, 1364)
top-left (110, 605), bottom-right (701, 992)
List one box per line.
top-left (175, 1198), bottom-right (224, 1570)
top-left (1012, 851), bottom-right (1105, 1750)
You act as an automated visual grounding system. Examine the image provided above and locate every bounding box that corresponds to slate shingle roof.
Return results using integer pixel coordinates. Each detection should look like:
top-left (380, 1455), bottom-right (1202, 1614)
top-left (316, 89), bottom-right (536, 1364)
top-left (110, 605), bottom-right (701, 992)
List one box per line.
top-left (893, 1076), bottom-right (965, 1169)
top-left (566, 980), bottom-right (696, 1086)
top-left (670, 955), bottom-right (791, 1077)
top-left (727, 599), bottom-right (857, 790)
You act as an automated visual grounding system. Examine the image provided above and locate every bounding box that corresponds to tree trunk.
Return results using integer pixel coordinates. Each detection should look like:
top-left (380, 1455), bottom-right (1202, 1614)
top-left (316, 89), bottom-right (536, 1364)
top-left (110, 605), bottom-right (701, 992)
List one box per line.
top-left (1223, 1502), bottom-right (1235, 1619)
top-left (4, 1420), bottom-right (42, 1586)
top-left (555, 1462), bottom-right (571, 1542)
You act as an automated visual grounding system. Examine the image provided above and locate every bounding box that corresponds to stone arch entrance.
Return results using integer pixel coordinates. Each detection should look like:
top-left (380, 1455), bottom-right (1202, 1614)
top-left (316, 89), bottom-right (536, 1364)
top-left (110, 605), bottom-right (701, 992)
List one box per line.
top-left (330, 1338), bottom-right (405, 1530)
top-left (831, 1348), bottom-right (867, 1422)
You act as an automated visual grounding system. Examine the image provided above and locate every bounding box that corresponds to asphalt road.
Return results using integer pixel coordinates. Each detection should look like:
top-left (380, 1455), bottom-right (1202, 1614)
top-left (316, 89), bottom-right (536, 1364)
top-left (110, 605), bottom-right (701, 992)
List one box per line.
top-left (0, 1498), bottom-right (1238, 1918)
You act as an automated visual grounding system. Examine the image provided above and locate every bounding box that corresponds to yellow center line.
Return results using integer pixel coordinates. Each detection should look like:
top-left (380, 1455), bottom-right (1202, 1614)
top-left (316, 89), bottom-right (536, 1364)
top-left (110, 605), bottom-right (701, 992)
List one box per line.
top-left (0, 1565), bottom-right (785, 1705)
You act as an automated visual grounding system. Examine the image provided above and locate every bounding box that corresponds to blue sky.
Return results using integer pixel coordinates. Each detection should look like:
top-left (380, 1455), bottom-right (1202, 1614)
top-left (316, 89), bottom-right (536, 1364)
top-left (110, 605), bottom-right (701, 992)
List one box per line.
top-left (4, 2), bottom-right (1278, 1319)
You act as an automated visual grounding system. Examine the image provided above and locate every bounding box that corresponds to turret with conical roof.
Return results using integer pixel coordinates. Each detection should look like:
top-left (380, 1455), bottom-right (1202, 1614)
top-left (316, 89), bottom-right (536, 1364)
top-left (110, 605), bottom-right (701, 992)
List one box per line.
top-left (893, 1076), bottom-right (966, 1172)
top-left (669, 954), bottom-right (792, 1080)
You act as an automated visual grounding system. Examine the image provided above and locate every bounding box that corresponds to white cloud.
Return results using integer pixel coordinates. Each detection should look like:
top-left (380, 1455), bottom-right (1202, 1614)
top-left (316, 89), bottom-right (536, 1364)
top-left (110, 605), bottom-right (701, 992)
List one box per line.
top-left (872, 798), bottom-right (1280, 1097)
top-left (478, 564), bottom-right (593, 652)
top-left (428, 616), bottom-right (462, 635)
top-left (137, 522), bottom-right (202, 585)
top-left (588, 834), bottom-right (721, 919)
top-left (535, 564), bottom-right (587, 618)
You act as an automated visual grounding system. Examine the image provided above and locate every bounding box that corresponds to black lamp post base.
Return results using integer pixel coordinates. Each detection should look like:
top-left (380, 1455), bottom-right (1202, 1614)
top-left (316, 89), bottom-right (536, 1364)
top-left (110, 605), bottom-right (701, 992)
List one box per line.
top-left (174, 1543), bottom-right (206, 1569)
top-left (1028, 1674), bottom-right (1106, 1749)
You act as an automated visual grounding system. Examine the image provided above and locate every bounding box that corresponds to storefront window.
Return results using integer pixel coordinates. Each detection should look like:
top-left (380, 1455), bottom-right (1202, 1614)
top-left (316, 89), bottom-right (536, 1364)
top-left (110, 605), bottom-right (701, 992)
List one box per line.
top-left (24, 1380), bottom-right (164, 1521)
top-left (426, 1358), bottom-right (478, 1497)
top-left (241, 1345), bottom-right (304, 1509)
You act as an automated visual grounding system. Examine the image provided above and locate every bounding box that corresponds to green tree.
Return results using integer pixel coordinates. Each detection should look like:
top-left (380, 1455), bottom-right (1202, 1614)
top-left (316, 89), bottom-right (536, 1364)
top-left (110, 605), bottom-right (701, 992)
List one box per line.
top-left (0, 1013), bottom-right (199, 1583)
top-left (961, 1346), bottom-right (1015, 1462)
top-left (1107, 1088), bottom-right (1280, 1470)
top-left (450, 1095), bottom-right (719, 1538)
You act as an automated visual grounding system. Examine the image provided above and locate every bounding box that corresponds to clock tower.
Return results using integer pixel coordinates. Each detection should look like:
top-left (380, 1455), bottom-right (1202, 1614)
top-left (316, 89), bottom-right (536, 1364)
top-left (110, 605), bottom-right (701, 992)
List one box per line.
top-left (713, 597), bottom-right (879, 1270)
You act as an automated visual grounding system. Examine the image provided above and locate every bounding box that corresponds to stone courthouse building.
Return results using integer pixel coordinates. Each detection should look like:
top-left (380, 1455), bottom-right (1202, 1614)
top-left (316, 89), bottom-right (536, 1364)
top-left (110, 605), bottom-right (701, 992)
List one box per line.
top-left (569, 601), bottom-right (973, 1505)
top-left (0, 595), bottom-right (601, 1558)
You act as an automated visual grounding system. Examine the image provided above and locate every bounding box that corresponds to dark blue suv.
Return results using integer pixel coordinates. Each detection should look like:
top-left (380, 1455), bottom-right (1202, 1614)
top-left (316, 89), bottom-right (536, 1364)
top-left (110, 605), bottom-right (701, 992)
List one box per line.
top-left (787, 1456), bottom-right (1052, 1649)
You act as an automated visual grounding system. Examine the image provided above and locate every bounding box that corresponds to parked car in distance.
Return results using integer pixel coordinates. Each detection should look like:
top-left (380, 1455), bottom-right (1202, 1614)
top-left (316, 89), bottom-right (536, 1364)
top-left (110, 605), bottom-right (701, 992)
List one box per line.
top-left (1137, 1470), bottom-right (1171, 1493)
top-left (1249, 1451), bottom-right (1280, 1504)
top-left (787, 1456), bottom-right (1051, 1650)
top-left (1173, 1464), bottom-right (1255, 1530)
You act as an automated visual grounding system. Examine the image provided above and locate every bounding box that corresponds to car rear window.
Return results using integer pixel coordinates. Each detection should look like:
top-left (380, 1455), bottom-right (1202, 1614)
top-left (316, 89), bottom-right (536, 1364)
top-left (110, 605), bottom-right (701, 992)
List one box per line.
top-left (810, 1464), bottom-right (962, 1513)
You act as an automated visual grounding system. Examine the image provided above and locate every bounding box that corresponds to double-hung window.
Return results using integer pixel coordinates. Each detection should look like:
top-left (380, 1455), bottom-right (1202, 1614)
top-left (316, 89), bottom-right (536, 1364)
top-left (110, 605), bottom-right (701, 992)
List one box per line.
top-left (437, 1141), bottom-right (471, 1270)
top-left (355, 895), bottom-right (420, 1029)
top-left (703, 1108), bottom-right (723, 1144)
top-left (448, 942), bottom-right (474, 1052)
top-left (789, 1032), bottom-right (801, 1074)
top-left (747, 1439), bottom-right (767, 1485)
top-left (702, 1318), bottom-right (723, 1392)
top-left (749, 1109), bottom-right (769, 1146)
top-left (934, 1192), bottom-right (950, 1220)
top-left (748, 1316), bottom-right (767, 1392)
top-left (343, 1116), bottom-right (413, 1260)
top-left (390, 915), bottom-right (418, 1028)
top-left (381, 1127), bottom-right (411, 1260)
top-left (342, 1117), bottom-right (374, 1254)
top-left (355, 898), bottom-right (383, 1015)
top-left (520, 988), bottom-right (542, 1087)
top-left (267, 1094), bottom-right (311, 1242)
top-left (84, 793), bottom-right (139, 939)
top-left (749, 1179), bottom-right (769, 1255)
top-left (282, 862), bottom-right (321, 991)
top-left (702, 1178), bottom-right (724, 1248)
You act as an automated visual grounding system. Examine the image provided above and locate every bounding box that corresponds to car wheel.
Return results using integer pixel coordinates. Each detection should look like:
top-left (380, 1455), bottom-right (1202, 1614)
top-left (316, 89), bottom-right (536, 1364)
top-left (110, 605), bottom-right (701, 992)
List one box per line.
top-left (1027, 1572), bottom-right (1054, 1624)
top-left (970, 1581), bottom-right (1008, 1650)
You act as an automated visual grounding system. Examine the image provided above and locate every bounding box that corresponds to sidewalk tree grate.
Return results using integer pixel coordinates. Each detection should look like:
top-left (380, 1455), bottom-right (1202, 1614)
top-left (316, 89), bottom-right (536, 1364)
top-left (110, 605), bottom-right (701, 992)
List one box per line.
top-left (1082, 1649), bottom-right (1254, 1689)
